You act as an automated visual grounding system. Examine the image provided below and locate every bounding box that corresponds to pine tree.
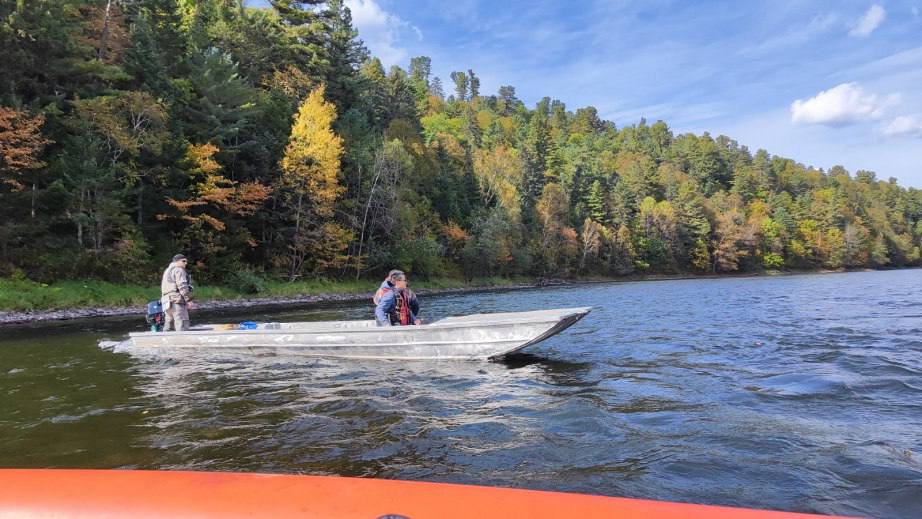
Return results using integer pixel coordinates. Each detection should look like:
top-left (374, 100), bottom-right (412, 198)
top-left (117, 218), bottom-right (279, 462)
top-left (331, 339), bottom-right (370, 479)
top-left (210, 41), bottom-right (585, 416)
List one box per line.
top-left (184, 48), bottom-right (257, 148)
top-left (323, 0), bottom-right (368, 112)
top-left (520, 107), bottom-right (550, 216)
top-left (429, 76), bottom-right (445, 99)
top-left (468, 69), bottom-right (480, 99)
top-left (497, 85), bottom-right (519, 116)
top-left (124, 11), bottom-right (171, 95)
top-left (450, 71), bottom-right (469, 102)
top-left (409, 56), bottom-right (432, 84)
top-left (586, 180), bottom-right (607, 223)
top-left (270, 0), bottom-right (329, 83)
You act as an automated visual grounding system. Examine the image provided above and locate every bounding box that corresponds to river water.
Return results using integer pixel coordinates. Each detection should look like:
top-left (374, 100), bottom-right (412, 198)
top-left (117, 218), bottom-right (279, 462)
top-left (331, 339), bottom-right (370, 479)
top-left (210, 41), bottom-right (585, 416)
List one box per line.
top-left (1, 270), bottom-right (920, 518)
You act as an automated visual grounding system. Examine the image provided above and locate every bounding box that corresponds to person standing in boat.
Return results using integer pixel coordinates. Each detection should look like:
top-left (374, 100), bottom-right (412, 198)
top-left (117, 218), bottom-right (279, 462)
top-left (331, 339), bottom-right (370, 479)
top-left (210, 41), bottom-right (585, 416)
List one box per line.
top-left (374, 270), bottom-right (421, 326)
top-left (160, 254), bottom-right (194, 331)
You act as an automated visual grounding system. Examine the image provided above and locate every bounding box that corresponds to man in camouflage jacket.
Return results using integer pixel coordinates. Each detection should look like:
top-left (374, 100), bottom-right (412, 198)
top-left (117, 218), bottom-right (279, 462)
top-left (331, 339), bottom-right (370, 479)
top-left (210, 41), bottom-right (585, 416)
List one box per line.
top-left (160, 254), bottom-right (194, 331)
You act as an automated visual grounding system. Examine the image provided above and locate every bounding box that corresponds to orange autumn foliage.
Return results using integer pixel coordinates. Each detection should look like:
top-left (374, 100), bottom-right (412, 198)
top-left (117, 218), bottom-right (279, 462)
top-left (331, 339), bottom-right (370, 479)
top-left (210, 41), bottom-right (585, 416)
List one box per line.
top-left (162, 143), bottom-right (270, 232)
top-left (0, 106), bottom-right (50, 190)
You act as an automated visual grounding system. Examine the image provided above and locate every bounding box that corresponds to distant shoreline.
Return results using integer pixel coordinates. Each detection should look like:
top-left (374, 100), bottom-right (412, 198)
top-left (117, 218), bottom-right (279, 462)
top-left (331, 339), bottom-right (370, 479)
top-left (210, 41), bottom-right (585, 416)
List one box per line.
top-left (0, 268), bottom-right (890, 326)
top-left (0, 282), bottom-right (539, 327)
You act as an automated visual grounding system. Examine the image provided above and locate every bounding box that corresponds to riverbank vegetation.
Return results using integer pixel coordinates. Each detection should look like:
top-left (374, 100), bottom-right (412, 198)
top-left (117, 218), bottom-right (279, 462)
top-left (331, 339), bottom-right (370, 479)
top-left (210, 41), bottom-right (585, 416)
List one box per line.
top-left (2, 1), bottom-right (921, 295)
top-left (0, 274), bottom-right (526, 312)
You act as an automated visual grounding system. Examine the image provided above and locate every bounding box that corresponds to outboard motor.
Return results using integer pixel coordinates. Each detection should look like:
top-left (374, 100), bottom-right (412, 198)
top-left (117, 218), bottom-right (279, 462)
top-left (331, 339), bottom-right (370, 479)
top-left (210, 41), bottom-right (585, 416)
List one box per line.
top-left (146, 300), bottom-right (164, 332)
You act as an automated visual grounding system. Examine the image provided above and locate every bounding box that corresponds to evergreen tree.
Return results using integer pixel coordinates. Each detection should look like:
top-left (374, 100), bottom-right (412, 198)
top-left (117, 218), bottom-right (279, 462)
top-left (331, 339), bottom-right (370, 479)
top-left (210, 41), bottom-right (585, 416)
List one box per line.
top-left (586, 180), bottom-right (607, 224)
top-left (497, 85), bottom-right (519, 116)
top-left (468, 69), bottom-right (480, 99)
top-left (450, 71), bottom-right (469, 102)
top-left (270, 0), bottom-right (329, 83)
top-left (323, 0), bottom-right (368, 112)
top-left (429, 76), bottom-right (445, 99)
top-left (183, 48), bottom-right (258, 149)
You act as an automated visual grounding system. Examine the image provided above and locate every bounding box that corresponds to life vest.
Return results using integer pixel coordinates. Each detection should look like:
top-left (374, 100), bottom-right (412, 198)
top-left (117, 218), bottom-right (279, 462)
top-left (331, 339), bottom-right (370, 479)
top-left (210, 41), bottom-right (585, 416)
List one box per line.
top-left (374, 285), bottom-right (411, 325)
top-left (393, 289), bottom-right (411, 326)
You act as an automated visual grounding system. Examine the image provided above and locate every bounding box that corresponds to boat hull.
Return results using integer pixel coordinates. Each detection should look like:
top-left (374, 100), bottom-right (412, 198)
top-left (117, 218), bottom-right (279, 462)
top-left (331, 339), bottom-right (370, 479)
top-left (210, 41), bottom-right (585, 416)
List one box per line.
top-left (0, 469), bottom-right (853, 518)
top-left (123, 307), bottom-right (592, 360)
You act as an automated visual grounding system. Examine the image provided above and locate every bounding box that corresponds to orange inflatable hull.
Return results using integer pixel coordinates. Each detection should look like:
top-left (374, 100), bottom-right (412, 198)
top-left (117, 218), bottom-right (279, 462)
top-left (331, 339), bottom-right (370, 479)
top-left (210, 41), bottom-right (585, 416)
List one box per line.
top-left (0, 469), bottom-right (856, 518)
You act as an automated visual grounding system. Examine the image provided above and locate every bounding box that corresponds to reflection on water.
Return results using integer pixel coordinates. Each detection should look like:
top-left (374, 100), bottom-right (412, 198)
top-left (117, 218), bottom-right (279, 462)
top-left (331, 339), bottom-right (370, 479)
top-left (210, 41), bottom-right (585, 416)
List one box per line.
top-left (1, 270), bottom-right (922, 518)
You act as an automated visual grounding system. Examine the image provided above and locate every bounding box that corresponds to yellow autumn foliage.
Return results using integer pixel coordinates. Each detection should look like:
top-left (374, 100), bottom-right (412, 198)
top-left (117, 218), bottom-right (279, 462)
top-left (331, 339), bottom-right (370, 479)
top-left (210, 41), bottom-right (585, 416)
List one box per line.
top-left (280, 84), bottom-right (344, 219)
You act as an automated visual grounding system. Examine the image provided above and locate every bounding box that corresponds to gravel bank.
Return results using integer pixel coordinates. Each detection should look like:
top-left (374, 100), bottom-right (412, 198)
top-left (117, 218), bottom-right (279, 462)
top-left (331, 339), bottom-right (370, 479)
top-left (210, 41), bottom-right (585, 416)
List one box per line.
top-left (0, 284), bottom-right (539, 326)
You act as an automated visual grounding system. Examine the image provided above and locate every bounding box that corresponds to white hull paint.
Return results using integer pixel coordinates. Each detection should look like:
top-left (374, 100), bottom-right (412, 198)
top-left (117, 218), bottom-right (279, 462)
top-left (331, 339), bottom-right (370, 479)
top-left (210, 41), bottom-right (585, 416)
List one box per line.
top-left (125, 307), bottom-right (592, 360)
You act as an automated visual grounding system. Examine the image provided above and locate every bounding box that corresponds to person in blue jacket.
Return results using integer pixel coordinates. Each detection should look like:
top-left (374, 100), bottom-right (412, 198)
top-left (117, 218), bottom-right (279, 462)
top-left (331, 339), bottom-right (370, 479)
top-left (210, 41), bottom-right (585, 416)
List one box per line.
top-left (374, 270), bottom-right (421, 326)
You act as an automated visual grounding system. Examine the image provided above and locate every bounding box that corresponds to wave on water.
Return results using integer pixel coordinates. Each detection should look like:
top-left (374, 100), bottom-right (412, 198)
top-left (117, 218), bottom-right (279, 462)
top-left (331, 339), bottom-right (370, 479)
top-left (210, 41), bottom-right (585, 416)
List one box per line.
top-left (98, 339), bottom-right (131, 352)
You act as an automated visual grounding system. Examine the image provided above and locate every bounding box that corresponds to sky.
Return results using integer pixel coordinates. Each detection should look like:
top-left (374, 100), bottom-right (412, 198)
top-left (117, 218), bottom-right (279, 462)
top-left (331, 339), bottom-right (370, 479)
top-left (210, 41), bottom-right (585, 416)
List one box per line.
top-left (249, 1), bottom-right (922, 187)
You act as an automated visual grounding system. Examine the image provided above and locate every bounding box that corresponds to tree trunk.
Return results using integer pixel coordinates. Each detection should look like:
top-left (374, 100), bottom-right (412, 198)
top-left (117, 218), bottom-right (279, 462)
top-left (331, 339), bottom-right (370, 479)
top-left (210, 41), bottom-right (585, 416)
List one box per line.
top-left (137, 179), bottom-right (143, 226)
top-left (289, 193), bottom-right (303, 282)
top-left (97, 0), bottom-right (113, 62)
top-left (93, 186), bottom-right (103, 254)
top-left (77, 188), bottom-right (85, 247)
top-left (355, 165), bottom-right (381, 280)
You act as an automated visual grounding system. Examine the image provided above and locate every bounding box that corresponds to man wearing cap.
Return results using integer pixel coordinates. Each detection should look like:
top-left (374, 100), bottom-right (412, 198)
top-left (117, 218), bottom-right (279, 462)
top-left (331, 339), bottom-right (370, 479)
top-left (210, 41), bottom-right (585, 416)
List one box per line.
top-left (160, 254), bottom-right (194, 331)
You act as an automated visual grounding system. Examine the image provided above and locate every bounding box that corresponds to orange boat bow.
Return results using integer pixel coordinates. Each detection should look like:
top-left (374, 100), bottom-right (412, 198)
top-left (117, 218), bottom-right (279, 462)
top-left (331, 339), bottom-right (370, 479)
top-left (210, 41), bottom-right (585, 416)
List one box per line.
top-left (0, 469), bottom-right (858, 518)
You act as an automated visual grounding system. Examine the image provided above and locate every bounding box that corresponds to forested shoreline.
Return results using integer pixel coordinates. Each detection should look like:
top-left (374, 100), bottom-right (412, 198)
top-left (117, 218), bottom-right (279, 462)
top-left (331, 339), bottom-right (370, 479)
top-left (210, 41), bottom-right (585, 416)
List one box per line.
top-left (2, 0), bottom-right (921, 295)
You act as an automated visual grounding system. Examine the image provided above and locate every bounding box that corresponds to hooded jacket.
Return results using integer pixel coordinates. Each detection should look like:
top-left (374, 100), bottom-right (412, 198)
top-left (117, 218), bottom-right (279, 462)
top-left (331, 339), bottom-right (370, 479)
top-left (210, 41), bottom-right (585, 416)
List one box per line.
top-left (374, 279), bottom-right (419, 326)
top-left (160, 261), bottom-right (193, 308)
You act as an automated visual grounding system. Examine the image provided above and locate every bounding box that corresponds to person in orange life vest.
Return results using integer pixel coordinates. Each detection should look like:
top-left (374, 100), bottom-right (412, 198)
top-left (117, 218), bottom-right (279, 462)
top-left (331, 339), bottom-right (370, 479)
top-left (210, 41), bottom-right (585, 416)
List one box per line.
top-left (373, 270), bottom-right (420, 315)
top-left (374, 270), bottom-right (421, 326)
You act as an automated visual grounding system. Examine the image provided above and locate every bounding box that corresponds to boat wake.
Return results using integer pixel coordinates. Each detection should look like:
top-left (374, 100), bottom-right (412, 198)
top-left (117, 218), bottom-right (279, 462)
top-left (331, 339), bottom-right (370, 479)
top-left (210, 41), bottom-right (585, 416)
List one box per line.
top-left (97, 339), bottom-right (131, 352)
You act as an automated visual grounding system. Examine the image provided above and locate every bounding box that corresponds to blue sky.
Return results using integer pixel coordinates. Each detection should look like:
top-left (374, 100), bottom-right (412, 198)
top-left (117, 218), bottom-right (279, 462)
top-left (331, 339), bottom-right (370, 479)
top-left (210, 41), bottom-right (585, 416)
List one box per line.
top-left (249, 1), bottom-right (922, 187)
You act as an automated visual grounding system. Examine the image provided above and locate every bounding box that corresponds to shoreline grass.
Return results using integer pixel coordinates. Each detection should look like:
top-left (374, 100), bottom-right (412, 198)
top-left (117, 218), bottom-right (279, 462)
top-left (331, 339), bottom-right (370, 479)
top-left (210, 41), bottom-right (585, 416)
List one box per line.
top-left (0, 276), bottom-right (530, 313)
top-left (1, 267), bottom-right (899, 314)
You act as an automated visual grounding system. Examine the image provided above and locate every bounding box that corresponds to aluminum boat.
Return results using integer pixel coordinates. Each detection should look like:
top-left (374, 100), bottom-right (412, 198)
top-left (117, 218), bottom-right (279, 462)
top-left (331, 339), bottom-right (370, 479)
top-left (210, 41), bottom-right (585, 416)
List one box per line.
top-left (122, 307), bottom-right (592, 360)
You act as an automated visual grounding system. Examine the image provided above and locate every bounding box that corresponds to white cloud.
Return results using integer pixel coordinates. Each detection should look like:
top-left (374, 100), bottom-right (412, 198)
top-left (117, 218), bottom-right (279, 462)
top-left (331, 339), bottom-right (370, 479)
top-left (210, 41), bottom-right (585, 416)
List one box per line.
top-left (346, 0), bottom-right (422, 67)
top-left (849, 4), bottom-right (886, 37)
top-left (790, 82), bottom-right (899, 126)
top-left (913, 6), bottom-right (920, 18)
top-left (883, 116), bottom-right (922, 138)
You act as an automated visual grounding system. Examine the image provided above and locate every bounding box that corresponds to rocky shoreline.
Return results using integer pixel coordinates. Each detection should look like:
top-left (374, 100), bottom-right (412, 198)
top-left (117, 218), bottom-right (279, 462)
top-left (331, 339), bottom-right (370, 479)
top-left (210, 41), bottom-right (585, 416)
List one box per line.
top-left (0, 283), bottom-right (540, 326)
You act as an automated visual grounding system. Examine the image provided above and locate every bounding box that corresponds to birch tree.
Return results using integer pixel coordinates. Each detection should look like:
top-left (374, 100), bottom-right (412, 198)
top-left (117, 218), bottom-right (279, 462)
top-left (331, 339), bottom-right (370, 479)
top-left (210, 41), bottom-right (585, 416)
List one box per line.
top-left (279, 85), bottom-right (350, 280)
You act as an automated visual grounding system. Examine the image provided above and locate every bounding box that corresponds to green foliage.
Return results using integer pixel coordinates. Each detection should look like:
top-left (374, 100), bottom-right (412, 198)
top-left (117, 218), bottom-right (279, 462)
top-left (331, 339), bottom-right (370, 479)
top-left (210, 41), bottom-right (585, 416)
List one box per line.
top-left (463, 207), bottom-right (517, 276)
top-left (763, 252), bottom-right (784, 269)
top-left (420, 113), bottom-right (463, 144)
top-left (227, 268), bottom-right (266, 294)
top-left (0, 278), bottom-right (157, 311)
top-left (182, 47), bottom-right (258, 148)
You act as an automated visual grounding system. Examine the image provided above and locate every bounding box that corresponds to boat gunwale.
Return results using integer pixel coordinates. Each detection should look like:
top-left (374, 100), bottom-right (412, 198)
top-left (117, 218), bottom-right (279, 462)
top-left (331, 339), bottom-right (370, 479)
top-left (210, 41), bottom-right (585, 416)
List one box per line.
top-left (128, 307), bottom-right (592, 338)
top-left (128, 337), bottom-right (528, 348)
